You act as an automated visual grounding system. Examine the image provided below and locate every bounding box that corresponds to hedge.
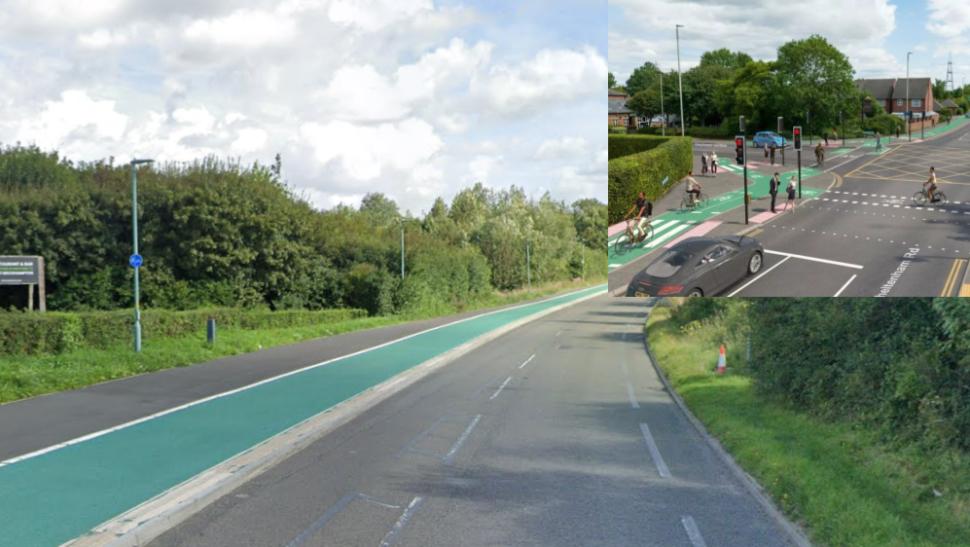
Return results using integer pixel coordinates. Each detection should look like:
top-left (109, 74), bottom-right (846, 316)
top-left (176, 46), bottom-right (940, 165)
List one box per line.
top-left (0, 307), bottom-right (367, 356)
top-left (608, 136), bottom-right (693, 224)
top-left (608, 134), bottom-right (670, 160)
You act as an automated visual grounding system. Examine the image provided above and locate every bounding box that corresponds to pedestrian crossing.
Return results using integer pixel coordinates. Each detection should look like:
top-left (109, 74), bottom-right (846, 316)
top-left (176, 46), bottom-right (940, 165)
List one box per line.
top-left (608, 219), bottom-right (696, 268)
top-left (819, 189), bottom-right (969, 216)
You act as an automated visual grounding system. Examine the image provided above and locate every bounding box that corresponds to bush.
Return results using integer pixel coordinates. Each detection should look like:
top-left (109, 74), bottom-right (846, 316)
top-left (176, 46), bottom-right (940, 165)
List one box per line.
top-left (608, 134), bottom-right (670, 160)
top-left (608, 137), bottom-right (693, 223)
top-left (0, 307), bottom-right (367, 356)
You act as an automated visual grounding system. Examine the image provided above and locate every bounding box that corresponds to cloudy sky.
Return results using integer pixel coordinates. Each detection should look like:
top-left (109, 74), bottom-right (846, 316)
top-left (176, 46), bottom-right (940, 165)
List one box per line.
top-left (610, 0), bottom-right (970, 88)
top-left (0, 0), bottom-right (606, 214)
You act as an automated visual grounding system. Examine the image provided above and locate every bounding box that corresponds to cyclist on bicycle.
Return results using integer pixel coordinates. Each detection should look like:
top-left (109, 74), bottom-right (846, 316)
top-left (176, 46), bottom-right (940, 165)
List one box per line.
top-left (624, 191), bottom-right (652, 239)
top-left (923, 167), bottom-right (939, 202)
top-left (684, 171), bottom-right (702, 206)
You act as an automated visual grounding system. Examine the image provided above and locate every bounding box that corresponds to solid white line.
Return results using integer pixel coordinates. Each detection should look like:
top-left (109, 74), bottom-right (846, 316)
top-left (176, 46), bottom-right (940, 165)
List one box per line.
top-left (626, 382), bottom-right (640, 409)
top-left (833, 274), bottom-right (858, 297)
top-left (764, 249), bottom-right (864, 270)
top-left (443, 414), bottom-right (482, 464)
top-left (380, 496), bottom-right (425, 547)
top-left (0, 285), bottom-right (603, 468)
top-left (726, 256), bottom-right (791, 297)
top-left (489, 376), bottom-right (513, 400)
top-left (518, 354), bottom-right (535, 369)
top-left (639, 423), bottom-right (671, 478)
top-left (681, 515), bottom-right (709, 547)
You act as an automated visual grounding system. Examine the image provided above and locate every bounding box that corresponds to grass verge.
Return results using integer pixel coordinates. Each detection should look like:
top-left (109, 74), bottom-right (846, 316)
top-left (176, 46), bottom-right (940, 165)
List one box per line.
top-left (646, 306), bottom-right (970, 547)
top-left (0, 277), bottom-right (603, 404)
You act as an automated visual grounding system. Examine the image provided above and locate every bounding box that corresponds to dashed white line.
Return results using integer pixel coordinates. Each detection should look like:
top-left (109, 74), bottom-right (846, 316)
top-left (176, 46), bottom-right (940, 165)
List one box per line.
top-left (519, 354), bottom-right (535, 369)
top-left (727, 256), bottom-right (791, 296)
top-left (489, 376), bottom-right (513, 400)
top-left (681, 515), bottom-right (709, 547)
top-left (626, 381), bottom-right (640, 409)
top-left (443, 414), bottom-right (482, 464)
top-left (834, 274), bottom-right (858, 297)
top-left (639, 423), bottom-right (672, 478)
top-left (380, 496), bottom-right (425, 547)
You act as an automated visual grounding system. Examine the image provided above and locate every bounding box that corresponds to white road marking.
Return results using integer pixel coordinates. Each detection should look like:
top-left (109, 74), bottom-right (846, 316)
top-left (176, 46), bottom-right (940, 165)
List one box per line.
top-left (380, 496), bottom-right (425, 547)
top-left (489, 377), bottom-right (513, 400)
top-left (285, 493), bottom-right (359, 547)
top-left (833, 274), bottom-right (858, 297)
top-left (519, 354), bottom-right (535, 369)
top-left (626, 381), bottom-right (640, 409)
top-left (764, 250), bottom-right (864, 269)
top-left (639, 423), bottom-right (672, 478)
top-left (727, 255), bottom-right (792, 296)
top-left (443, 414), bottom-right (482, 464)
top-left (681, 515), bottom-right (709, 547)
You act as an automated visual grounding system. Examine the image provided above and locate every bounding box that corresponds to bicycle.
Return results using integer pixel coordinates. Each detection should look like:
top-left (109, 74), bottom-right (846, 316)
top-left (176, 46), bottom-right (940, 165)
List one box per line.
top-left (680, 191), bottom-right (709, 211)
top-left (613, 217), bottom-right (654, 253)
top-left (912, 189), bottom-right (947, 206)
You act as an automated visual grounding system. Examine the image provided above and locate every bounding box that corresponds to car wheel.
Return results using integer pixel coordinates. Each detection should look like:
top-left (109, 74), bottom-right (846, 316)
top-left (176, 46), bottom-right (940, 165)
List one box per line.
top-left (687, 288), bottom-right (703, 297)
top-left (747, 251), bottom-right (763, 275)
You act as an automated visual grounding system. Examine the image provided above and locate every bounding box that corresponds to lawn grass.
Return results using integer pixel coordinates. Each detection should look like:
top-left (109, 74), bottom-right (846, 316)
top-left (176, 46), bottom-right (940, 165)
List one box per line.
top-left (0, 277), bottom-right (603, 405)
top-left (646, 306), bottom-right (970, 547)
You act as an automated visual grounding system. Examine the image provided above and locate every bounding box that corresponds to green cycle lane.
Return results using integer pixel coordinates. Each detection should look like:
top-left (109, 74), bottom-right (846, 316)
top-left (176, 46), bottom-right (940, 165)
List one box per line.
top-left (608, 164), bottom-right (825, 269)
top-left (0, 284), bottom-right (604, 547)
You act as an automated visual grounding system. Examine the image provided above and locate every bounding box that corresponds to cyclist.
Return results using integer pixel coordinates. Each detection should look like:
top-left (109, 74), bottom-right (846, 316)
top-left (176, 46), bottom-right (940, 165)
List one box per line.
top-left (684, 170), bottom-right (702, 206)
top-left (923, 167), bottom-right (938, 202)
top-left (624, 191), bottom-right (652, 239)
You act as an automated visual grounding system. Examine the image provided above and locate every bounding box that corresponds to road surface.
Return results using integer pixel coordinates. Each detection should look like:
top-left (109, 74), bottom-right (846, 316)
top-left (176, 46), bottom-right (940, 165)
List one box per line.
top-left (152, 296), bottom-right (799, 547)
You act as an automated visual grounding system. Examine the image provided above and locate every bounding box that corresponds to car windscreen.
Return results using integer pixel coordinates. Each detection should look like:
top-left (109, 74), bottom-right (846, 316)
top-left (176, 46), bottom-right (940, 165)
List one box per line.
top-left (645, 249), bottom-right (692, 278)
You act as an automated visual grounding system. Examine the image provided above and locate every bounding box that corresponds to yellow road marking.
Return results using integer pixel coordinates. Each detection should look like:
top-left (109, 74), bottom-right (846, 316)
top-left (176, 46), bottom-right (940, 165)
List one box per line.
top-left (747, 228), bottom-right (764, 237)
top-left (941, 259), bottom-right (965, 296)
top-left (961, 260), bottom-right (970, 297)
top-left (845, 146), bottom-right (900, 178)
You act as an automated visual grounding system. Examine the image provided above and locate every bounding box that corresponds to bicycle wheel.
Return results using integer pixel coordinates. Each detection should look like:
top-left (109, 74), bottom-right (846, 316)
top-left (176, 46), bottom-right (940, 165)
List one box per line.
top-left (641, 223), bottom-right (654, 243)
top-left (613, 231), bottom-right (628, 254)
top-left (937, 192), bottom-right (948, 205)
top-left (912, 191), bottom-right (927, 206)
top-left (680, 196), bottom-right (692, 210)
top-left (697, 192), bottom-right (710, 208)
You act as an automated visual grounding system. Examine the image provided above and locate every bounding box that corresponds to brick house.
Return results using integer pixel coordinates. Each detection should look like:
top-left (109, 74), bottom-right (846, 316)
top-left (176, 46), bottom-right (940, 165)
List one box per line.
top-left (609, 88), bottom-right (638, 130)
top-left (856, 77), bottom-right (936, 120)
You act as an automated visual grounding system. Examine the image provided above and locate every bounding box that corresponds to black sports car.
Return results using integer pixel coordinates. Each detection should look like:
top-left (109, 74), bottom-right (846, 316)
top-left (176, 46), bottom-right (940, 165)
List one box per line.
top-left (626, 235), bottom-right (765, 297)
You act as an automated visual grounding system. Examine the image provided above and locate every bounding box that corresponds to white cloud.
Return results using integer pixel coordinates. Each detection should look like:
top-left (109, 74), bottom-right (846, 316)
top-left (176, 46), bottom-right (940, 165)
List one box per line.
top-left (475, 46), bottom-right (606, 115)
top-left (328, 0), bottom-right (433, 32)
top-left (16, 89), bottom-right (127, 149)
top-left (184, 8), bottom-right (297, 48)
top-left (467, 154), bottom-right (501, 184)
top-left (77, 28), bottom-right (128, 49)
top-left (926, 0), bottom-right (970, 38)
top-left (535, 137), bottom-right (588, 160)
top-left (231, 127), bottom-right (268, 155)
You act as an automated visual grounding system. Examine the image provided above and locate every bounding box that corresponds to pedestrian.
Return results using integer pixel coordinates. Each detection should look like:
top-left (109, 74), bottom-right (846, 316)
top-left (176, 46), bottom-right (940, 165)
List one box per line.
top-left (876, 131), bottom-right (882, 150)
top-left (815, 142), bottom-right (825, 166)
top-left (895, 125), bottom-right (900, 139)
top-left (769, 172), bottom-right (780, 213)
top-left (823, 131), bottom-right (829, 146)
top-left (764, 143), bottom-right (769, 159)
top-left (710, 151), bottom-right (718, 174)
top-left (701, 152), bottom-right (708, 175)
top-left (783, 176), bottom-right (797, 212)
top-left (770, 145), bottom-right (776, 165)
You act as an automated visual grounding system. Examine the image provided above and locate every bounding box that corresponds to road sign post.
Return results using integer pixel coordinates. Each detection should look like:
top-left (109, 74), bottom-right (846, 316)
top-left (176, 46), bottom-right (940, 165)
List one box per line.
top-left (130, 159), bottom-right (153, 353)
top-left (793, 126), bottom-right (803, 199)
top-left (737, 132), bottom-right (748, 225)
top-left (778, 116), bottom-right (785, 166)
top-left (0, 256), bottom-right (46, 311)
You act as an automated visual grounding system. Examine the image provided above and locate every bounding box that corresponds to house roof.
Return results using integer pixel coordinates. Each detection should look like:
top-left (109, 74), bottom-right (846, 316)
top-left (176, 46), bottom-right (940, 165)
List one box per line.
top-left (609, 97), bottom-right (632, 114)
top-left (856, 78), bottom-right (895, 99)
top-left (942, 98), bottom-right (959, 108)
top-left (898, 77), bottom-right (931, 95)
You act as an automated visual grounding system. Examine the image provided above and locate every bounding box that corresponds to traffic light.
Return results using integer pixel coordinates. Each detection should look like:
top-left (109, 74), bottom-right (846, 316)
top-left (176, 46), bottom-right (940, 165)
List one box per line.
top-left (735, 136), bottom-right (745, 165)
top-left (793, 126), bottom-right (802, 151)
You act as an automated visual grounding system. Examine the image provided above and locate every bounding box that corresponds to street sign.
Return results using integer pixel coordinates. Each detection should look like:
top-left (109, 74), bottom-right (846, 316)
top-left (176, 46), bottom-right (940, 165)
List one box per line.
top-left (793, 126), bottom-right (802, 151)
top-left (0, 256), bottom-right (40, 285)
top-left (129, 254), bottom-right (143, 268)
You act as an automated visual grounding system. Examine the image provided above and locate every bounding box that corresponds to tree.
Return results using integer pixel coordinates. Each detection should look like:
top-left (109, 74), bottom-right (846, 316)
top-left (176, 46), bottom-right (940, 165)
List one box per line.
top-left (608, 72), bottom-right (616, 89)
top-left (627, 88), bottom-right (662, 120)
top-left (933, 79), bottom-right (948, 100)
top-left (625, 61), bottom-right (662, 97)
top-left (723, 60), bottom-right (779, 129)
top-left (684, 63), bottom-right (733, 126)
top-left (359, 193), bottom-right (399, 225)
top-left (700, 48), bottom-right (752, 71)
top-left (571, 198), bottom-right (607, 249)
top-left (774, 35), bottom-right (856, 134)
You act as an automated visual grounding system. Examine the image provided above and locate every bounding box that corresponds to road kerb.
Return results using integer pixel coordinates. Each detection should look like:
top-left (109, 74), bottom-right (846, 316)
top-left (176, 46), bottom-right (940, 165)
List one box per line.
top-left (67, 287), bottom-right (605, 547)
top-left (640, 307), bottom-right (813, 547)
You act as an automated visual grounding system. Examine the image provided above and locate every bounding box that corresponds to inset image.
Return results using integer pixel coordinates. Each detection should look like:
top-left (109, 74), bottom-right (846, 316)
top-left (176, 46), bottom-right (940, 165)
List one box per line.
top-left (608, 1), bottom-right (970, 297)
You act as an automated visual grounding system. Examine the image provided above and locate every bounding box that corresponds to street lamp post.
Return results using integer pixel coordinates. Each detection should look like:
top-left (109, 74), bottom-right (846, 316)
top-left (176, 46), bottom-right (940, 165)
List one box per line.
top-left (675, 24), bottom-right (685, 137)
top-left (906, 51), bottom-right (912, 142)
top-left (130, 158), bottom-right (153, 353)
top-left (400, 221), bottom-right (405, 279)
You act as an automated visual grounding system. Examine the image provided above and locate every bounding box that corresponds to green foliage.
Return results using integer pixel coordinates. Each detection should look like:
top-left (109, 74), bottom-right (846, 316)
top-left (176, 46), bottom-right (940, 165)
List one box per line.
top-left (607, 134), bottom-right (670, 159)
top-left (0, 307), bottom-right (366, 356)
top-left (608, 72), bottom-right (616, 88)
top-left (624, 61), bottom-right (662, 97)
top-left (608, 137), bottom-right (693, 223)
top-left (0, 146), bottom-right (605, 314)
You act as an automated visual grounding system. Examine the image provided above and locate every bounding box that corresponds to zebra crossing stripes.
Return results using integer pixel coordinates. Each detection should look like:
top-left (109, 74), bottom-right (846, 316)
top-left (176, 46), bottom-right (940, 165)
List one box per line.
top-left (608, 219), bottom-right (696, 269)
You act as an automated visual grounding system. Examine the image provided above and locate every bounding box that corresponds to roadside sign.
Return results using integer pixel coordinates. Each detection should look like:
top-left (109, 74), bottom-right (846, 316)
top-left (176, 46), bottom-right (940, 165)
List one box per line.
top-left (0, 256), bottom-right (40, 285)
top-left (129, 254), bottom-right (143, 268)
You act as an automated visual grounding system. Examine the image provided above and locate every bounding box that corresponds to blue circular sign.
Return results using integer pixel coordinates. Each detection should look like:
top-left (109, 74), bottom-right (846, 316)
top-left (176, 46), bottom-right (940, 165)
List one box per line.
top-left (129, 254), bottom-right (143, 268)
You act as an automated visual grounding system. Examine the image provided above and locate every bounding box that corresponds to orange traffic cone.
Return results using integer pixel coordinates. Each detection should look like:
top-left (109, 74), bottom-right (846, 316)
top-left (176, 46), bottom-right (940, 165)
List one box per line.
top-left (716, 344), bottom-right (726, 375)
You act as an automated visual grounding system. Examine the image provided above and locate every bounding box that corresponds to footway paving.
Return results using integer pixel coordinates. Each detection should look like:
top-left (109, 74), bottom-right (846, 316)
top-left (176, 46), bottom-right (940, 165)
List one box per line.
top-left (0, 285), bottom-right (603, 547)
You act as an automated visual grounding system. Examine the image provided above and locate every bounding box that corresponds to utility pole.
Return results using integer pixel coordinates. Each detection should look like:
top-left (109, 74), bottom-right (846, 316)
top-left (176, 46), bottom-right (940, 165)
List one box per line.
top-left (676, 24), bottom-right (685, 137)
top-left (660, 71), bottom-right (665, 137)
top-left (400, 221), bottom-right (405, 279)
top-left (130, 158), bottom-right (153, 353)
top-left (739, 116), bottom-right (748, 224)
top-left (907, 51), bottom-right (912, 142)
top-left (526, 242), bottom-right (532, 289)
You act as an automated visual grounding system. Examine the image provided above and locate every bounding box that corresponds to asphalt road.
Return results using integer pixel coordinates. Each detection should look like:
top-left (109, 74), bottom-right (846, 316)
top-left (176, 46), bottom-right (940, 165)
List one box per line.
top-left (152, 296), bottom-right (799, 547)
top-left (610, 117), bottom-right (970, 296)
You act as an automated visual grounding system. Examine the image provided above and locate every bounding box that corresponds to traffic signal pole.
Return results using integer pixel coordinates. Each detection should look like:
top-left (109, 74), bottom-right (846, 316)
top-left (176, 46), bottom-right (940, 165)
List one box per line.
top-left (739, 116), bottom-right (748, 224)
top-left (793, 125), bottom-right (802, 199)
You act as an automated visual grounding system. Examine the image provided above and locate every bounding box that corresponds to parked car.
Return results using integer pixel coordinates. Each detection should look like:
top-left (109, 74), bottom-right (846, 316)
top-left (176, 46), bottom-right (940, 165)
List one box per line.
top-left (752, 131), bottom-right (786, 148)
top-left (626, 236), bottom-right (765, 297)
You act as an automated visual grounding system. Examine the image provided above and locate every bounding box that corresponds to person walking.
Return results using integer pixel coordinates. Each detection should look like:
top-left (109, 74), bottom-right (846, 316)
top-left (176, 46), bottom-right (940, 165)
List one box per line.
top-left (823, 131), bottom-right (829, 146)
top-left (815, 142), bottom-right (825, 167)
top-left (769, 145), bottom-right (776, 165)
top-left (710, 150), bottom-right (718, 175)
top-left (700, 152), bottom-right (708, 176)
top-left (763, 142), bottom-right (769, 159)
top-left (782, 176), bottom-right (797, 212)
top-left (769, 172), bottom-right (780, 213)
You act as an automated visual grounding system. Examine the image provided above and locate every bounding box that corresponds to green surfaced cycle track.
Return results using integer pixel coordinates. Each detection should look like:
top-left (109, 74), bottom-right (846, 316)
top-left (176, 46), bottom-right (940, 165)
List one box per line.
top-left (0, 284), bottom-right (604, 547)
